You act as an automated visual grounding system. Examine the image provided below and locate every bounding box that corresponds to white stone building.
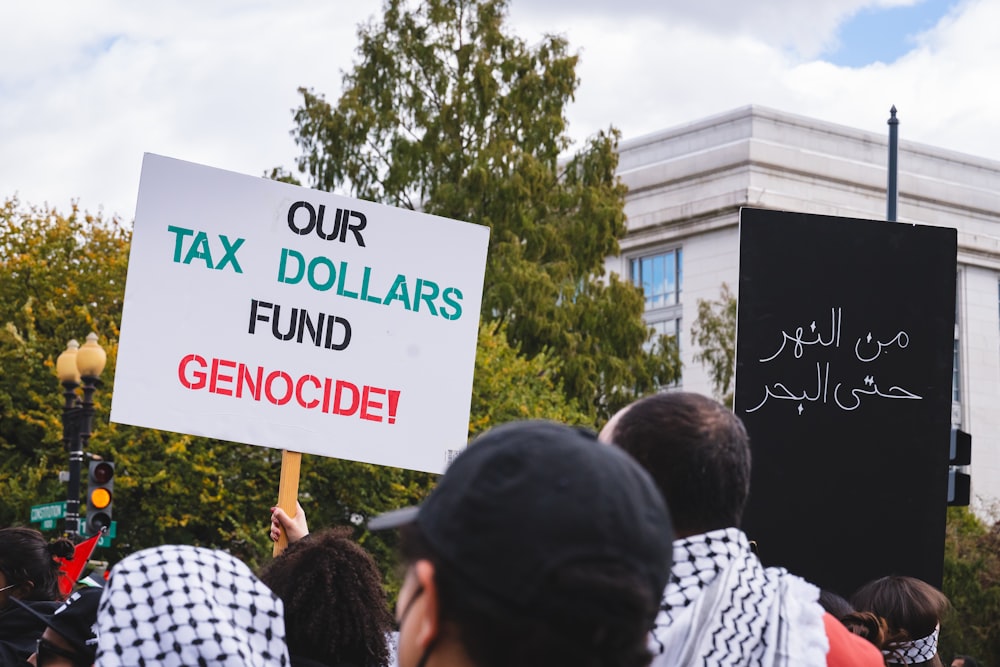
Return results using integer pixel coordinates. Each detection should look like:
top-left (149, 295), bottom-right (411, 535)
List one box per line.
top-left (608, 105), bottom-right (1000, 511)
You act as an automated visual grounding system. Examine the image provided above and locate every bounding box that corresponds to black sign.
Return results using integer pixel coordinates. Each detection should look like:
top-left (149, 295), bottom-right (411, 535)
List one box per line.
top-left (734, 207), bottom-right (957, 597)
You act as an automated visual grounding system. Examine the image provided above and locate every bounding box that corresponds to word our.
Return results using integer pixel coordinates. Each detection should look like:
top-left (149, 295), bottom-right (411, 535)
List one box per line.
top-left (287, 200), bottom-right (367, 246)
top-left (178, 354), bottom-right (401, 424)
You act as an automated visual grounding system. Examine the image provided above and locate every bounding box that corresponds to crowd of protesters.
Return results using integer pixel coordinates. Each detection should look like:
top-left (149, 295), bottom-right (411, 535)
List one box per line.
top-left (0, 391), bottom-right (983, 667)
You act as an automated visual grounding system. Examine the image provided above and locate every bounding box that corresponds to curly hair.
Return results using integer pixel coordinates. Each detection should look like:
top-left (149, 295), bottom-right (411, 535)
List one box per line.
top-left (839, 610), bottom-right (911, 661)
top-left (259, 526), bottom-right (393, 667)
top-left (0, 526), bottom-right (74, 602)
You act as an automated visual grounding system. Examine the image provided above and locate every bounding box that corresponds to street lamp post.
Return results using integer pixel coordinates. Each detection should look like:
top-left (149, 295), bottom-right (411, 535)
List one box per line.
top-left (56, 333), bottom-right (107, 541)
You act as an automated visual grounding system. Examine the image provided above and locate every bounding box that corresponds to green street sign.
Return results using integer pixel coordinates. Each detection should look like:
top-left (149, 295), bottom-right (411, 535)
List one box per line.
top-left (30, 501), bottom-right (66, 524)
top-left (79, 521), bottom-right (117, 546)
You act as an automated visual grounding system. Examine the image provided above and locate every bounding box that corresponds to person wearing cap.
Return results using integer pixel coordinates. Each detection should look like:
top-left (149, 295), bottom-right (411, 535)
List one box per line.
top-left (600, 391), bottom-right (884, 667)
top-left (366, 419), bottom-right (675, 667)
top-left (12, 588), bottom-right (101, 667)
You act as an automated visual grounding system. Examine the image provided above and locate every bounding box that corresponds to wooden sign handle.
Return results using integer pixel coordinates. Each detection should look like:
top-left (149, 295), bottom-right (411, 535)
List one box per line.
top-left (272, 449), bottom-right (302, 557)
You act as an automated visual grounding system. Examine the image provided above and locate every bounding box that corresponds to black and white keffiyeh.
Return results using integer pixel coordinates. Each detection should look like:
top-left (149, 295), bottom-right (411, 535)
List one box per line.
top-left (884, 624), bottom-right (939, 664)
top-left (96, 545), bottom-right (289, 667)
top-left (650, 527), bottom-right (828, 666)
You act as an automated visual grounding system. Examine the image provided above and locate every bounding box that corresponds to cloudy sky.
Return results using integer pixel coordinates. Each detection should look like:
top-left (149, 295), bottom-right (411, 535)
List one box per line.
top-left (1, 0), bottom-right (996, 221)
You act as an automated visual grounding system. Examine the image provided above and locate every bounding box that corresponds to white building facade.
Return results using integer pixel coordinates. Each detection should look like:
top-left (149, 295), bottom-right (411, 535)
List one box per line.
top-left (609, 105), bottom-right (1000, 510)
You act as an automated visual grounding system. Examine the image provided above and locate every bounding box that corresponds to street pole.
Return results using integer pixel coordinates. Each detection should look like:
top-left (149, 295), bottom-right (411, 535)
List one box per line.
top-left (57, 334), bottom-right (107, 542)
top-left (887, 106), bottom-right (899, 222)
top-left (57, 340), bottom-right (82, 540)
top-left (78, 373), bottom-right (101, 527)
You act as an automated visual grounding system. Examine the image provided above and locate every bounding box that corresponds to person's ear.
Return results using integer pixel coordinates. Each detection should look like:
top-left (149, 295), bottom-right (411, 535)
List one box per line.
top-left (12, 580), bottom-right (34, 600)
top-left (412, 559), bottom-right (441, 650)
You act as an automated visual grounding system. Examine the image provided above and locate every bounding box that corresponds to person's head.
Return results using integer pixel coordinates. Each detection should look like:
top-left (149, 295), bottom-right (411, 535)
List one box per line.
top-left (0, 527), bottom-right (74, 606)
top-left (13, 587), bottom-right (103, 667)
top-left (96, 545), bottom-right (290, 667)
top-left (370, 420), bottom-right (675, 667)
top-left (850, 575), bottom-right (950, 667)
top-left (599, 391), bottom-right (751, 537)
top-left (259, 526), bottom-right (393, 667)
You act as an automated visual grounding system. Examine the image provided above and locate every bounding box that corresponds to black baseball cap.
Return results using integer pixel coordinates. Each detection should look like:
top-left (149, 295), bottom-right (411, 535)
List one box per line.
top-left (369, 420), bottom-right (674, 609)
top-left (12, 587), bottom-right (102, 661)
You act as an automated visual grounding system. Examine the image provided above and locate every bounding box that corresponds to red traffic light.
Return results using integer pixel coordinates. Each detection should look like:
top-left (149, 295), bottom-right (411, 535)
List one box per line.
top-left (91, 461), bottom-right (114, 484)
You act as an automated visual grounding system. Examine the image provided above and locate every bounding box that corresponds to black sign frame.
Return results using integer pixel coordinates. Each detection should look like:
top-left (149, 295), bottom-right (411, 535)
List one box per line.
top-left (734, 207), bottom-right (957, 597)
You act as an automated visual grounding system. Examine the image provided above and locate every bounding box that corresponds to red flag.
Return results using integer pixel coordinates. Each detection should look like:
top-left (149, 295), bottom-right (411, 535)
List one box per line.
top-left (57, 531), bottom-right (102, 597)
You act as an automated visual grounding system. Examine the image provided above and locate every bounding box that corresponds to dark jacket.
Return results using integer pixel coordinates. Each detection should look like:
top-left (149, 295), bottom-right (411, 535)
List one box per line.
top-left (0, 600), bottom-right (59, 666)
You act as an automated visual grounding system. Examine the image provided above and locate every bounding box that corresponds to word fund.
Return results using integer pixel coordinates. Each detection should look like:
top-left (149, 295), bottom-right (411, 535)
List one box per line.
top-left (249, 299), bottom-right (352, 351)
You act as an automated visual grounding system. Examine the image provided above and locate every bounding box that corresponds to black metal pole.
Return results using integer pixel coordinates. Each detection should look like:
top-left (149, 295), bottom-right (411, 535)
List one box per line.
top-left (887, 105), bottom-right (899, 221)
top-left (77, 375), bottom-right (100, 536)
top-left (62, 380), bottom-right (81, 541)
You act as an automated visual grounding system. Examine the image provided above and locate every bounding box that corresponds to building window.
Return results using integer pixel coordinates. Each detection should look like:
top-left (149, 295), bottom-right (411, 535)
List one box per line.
top-left (629, 248), bottom-right (683, 355)
top-left (631, 249), bottom-right (682, 310)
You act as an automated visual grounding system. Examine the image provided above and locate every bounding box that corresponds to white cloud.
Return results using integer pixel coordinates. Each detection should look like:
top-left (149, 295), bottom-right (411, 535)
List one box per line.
top-left (510, 0), bottom-right (923, 59)
top-left (0, 1), bottom-right (377, 219)
top-left (1, 0), bottom-right (997, 221)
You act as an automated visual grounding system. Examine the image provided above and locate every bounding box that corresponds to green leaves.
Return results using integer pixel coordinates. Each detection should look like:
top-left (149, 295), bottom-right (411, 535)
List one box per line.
top-left (0, 200), bottom-right (417, 572)
top-left (4, 0), bottom-right (685, 587)
top-left (940, 506), bottom-right (1000, 663)
top-left (691, 282), bottom-right (737, 407)
top-left (291, 0), bottom-right (680, 421)
top-left (0, 199), bottom-right (128, 530)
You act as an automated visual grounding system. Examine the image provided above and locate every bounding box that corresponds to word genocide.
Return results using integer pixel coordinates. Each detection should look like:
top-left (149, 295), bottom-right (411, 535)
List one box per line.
top-left (177, 353), bottom-right (401, 424)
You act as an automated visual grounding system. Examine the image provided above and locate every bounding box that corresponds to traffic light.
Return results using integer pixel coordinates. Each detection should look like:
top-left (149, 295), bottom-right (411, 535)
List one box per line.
top-left (947, 428), bottom-right (971, 506)
top-left (86, 461), bottom-right (114, 535)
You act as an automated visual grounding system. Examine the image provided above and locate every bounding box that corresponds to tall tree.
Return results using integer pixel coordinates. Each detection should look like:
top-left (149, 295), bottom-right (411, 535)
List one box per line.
top-left (291, 0), bottom-right (679, 420)
top-left (0, 197), bottom-right (596, 581)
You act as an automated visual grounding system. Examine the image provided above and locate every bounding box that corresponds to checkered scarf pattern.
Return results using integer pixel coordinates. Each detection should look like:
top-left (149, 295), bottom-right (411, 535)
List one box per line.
top-left (650, 527), bottom-right (829, 666)
top-left (95, 545), bottom-right (289, 667)
top-left (884, 625), bottom-right (939, 664)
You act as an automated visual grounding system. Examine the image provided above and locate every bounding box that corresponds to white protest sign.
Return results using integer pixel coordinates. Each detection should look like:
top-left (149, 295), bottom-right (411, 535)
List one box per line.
top-left (111, 154), bottom-right (490, 473)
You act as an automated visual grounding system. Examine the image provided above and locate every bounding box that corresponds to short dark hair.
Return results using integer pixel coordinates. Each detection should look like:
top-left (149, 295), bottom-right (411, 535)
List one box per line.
top-left (607, 391), bottom-right (751, 535)
top-left (259, 527), bottom-right (393, 667)
top-left (400, 523), bottom-right (658, 667)
top-left (0, 526), bottom-right (74, 601)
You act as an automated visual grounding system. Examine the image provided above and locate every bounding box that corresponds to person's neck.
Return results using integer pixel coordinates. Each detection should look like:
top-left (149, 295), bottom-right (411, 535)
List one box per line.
top-left (421, 638), bottom-right (475, 667)
top-left (674, 524), bottom-right (739, 540)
